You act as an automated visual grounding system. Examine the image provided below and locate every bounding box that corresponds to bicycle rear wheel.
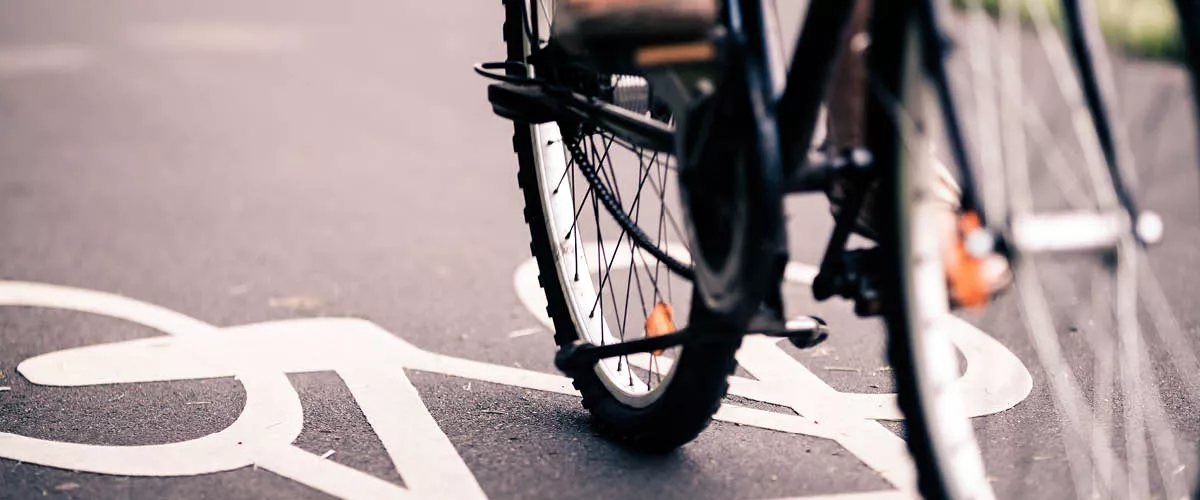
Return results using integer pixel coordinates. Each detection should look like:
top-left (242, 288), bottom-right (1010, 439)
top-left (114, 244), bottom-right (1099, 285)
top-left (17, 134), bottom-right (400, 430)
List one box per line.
top-left (879, 0), bottom-right (1200, 498)
top-left (500, 0), bottom-right (743, 451)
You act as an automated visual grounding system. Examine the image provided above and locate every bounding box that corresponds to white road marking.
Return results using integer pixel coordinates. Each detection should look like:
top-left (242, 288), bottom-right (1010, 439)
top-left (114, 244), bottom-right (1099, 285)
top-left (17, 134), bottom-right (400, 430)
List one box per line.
top-left (0, 249), bottom-right (1032, 500)
top-left (0, 368), bottom-right (300, 476)
top-left (514, 257), bottom-right (553, 329)
top-left (127, 23), bottom-right (305, 54)
top-left (776, 262), bottom-right (1033, 421)
top-left (0, 45), bottom-right (94, 78)
top-left (506, 327), bottom-right (541, 339)
top-left (339, 366), bottom-right (486, 499)
top-left (253, 444), bottom-right (409, 499)
top-left (735, 336), bottom-right (918, 491)
top-left (772, 491), bottom-right (918, 500)
top-left (0, 285), bottom-right (462, 498)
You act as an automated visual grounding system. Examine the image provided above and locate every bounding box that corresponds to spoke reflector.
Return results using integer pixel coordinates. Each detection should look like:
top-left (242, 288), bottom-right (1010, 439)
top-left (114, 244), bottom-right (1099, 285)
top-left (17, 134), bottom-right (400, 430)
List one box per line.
top-left (645, 302), bottom-right (675, 356)
top-left (947, 212), bottom-right (991, 308)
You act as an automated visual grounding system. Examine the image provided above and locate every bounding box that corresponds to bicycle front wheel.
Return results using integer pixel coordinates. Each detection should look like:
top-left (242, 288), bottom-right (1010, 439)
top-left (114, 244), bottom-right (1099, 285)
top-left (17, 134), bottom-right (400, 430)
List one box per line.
top-left (880, 0), bottom-right (1200, 498)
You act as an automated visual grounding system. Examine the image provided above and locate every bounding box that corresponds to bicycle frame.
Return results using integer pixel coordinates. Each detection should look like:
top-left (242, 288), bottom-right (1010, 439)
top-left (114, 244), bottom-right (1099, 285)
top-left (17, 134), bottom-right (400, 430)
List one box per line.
top-left (489, 0), bottom-right (1172, 323)
top-left (486, 1), bottom-right (1200, 497)
top-left (493, 0), bottom-right (1173, 258)
top-left (482, 0), bottom-right (935, 306)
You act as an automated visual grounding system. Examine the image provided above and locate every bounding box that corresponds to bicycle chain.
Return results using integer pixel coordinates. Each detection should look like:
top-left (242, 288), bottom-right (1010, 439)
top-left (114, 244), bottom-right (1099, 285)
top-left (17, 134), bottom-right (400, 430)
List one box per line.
top-left (563, 135), bottom-right (695, 280)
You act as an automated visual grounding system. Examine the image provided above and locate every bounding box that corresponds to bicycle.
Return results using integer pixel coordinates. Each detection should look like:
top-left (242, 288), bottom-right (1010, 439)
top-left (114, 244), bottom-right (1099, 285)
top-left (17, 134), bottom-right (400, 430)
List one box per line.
top-left (477, 0), bottom-right (1200, 498)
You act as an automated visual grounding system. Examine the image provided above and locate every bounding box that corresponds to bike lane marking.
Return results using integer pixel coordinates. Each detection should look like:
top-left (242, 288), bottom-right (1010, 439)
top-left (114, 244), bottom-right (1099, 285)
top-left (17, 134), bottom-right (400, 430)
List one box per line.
top-left (0, 261), bottom-right (1031, 499)
top-left (0, 282), bottom-right (445, 499)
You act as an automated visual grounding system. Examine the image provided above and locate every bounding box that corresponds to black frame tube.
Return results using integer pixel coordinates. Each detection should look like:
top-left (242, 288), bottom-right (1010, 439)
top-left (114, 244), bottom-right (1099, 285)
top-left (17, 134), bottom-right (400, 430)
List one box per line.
top-left (776, 0), bottom-right (861, 177)
top-left (1061, 0), bottom-right (1142, 222)
top-left (917, 0), bottom-right (986, 224)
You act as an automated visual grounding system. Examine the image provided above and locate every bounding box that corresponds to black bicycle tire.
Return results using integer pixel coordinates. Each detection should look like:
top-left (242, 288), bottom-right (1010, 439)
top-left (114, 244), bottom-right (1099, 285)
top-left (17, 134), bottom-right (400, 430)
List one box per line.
top-left (500, 0), bottom-right (741, 451)
top-left (859, 2), bottom-right (957, 498)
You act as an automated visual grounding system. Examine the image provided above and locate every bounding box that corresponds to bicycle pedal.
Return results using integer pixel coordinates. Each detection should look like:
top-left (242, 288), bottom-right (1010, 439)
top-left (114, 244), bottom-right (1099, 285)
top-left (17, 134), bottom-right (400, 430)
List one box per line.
top-left (746, 304), bottom-right (829, 349)
top-left (755, 315), bottom-right (829, 349)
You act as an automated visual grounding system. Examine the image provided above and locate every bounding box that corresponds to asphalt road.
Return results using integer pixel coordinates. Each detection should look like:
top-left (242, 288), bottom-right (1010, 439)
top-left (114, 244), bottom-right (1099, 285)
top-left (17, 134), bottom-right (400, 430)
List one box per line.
top-left (1, 1), bottom-right (1198, 499)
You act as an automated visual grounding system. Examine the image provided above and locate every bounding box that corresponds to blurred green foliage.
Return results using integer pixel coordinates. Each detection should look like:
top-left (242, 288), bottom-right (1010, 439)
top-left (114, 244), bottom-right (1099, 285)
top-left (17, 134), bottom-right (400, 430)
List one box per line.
top-left (951, 0), bottom-right (1182, 59)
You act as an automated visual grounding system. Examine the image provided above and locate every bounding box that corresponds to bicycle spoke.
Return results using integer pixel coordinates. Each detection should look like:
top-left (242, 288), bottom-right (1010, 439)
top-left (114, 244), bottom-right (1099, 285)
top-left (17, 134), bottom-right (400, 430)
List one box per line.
top-left (1133, 83), bottom-right (1177, 184)
top-left (579, 126), bottom-right (684, 390)
top-left (653, 155), bottom-right (671, 304)
top-left (588, 136), bottom-right (632, 344)
top-left (507, 0), bottom-right (733, 436)
top-left (588, 199), bottom-right (640, 318)
top-left (881, 0), bottom-right (1200, 495)
top-left (1016, 261), bottom-right (1126, 499)
top-left (973, 7), bottom-right (1095, 212)
top-left (1085, 269), bottom-right (1116, 498)
top-left (1136, 330), bottom-right (1189, 500)
top-left (1139, 253), bottom-right (1200, 405)
top-left (630, 152), bottom-right (665, 308)
top-left (553, 149), bottom-right (572, 194)
top-left (964, 0), bottom-right (1008, 220)
top-left (1025, 0), bottom-right (1121, 210)
top-left (592, 179), bottom-right (603, 322)
top-left (599, 238), bottom-right (636, 384)
top-left (1048, 253), bottom-right (1193, 500)
top-left (996, 0), bottom-right (1024, 222)
top-left (566, 184), bottom-right (593, 240)
top-left (587, 135), bottom-right (671, 304)
top-left (590, 135), bottom-right (619, 200)
top-left (1115, 242), bottom-right (1149, 500)
top-left (598, 132), bottom-right (690, 255)
top-left (605, 133), bottom-right (679, 170)
top-left (646, 166), bottom-right (694, 256)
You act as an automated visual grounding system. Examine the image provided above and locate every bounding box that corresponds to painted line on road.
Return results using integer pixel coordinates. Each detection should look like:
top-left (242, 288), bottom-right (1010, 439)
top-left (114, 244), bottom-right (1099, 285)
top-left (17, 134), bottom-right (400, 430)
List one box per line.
top-left (339, 366), bottom-right (487, 499)
top-left (126, 23), bottom-right (306, 54)
top-left (773, 491), bottom-right (918, 500)
top-left (0, 266), bottom-right (1030, 499)
top-left (0, 44), bottom-right (94, 78)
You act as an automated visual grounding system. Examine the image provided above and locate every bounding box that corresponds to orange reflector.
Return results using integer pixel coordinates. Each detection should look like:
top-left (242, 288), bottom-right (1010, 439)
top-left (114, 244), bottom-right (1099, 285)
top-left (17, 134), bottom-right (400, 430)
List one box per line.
top-left (645, 302), bottom-right (675, 356)
top-left (946, 212), bottom-right (989, 308)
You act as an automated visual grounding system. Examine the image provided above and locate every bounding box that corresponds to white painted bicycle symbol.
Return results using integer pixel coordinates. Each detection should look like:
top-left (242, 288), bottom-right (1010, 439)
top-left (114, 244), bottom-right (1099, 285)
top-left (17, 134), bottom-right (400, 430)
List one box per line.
top-left (0, 253), bottom-right (1031, 499)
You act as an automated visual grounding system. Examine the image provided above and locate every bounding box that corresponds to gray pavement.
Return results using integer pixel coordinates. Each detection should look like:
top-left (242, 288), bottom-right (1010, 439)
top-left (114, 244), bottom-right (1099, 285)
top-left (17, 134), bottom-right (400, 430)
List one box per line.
top-left (0, 1), bottom-right (1197, 499)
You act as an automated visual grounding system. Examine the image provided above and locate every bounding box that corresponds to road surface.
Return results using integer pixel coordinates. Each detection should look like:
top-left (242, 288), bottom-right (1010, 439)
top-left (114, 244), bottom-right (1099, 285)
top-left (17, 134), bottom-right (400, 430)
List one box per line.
top-left (1, 1), bottom-right (1197, 499)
